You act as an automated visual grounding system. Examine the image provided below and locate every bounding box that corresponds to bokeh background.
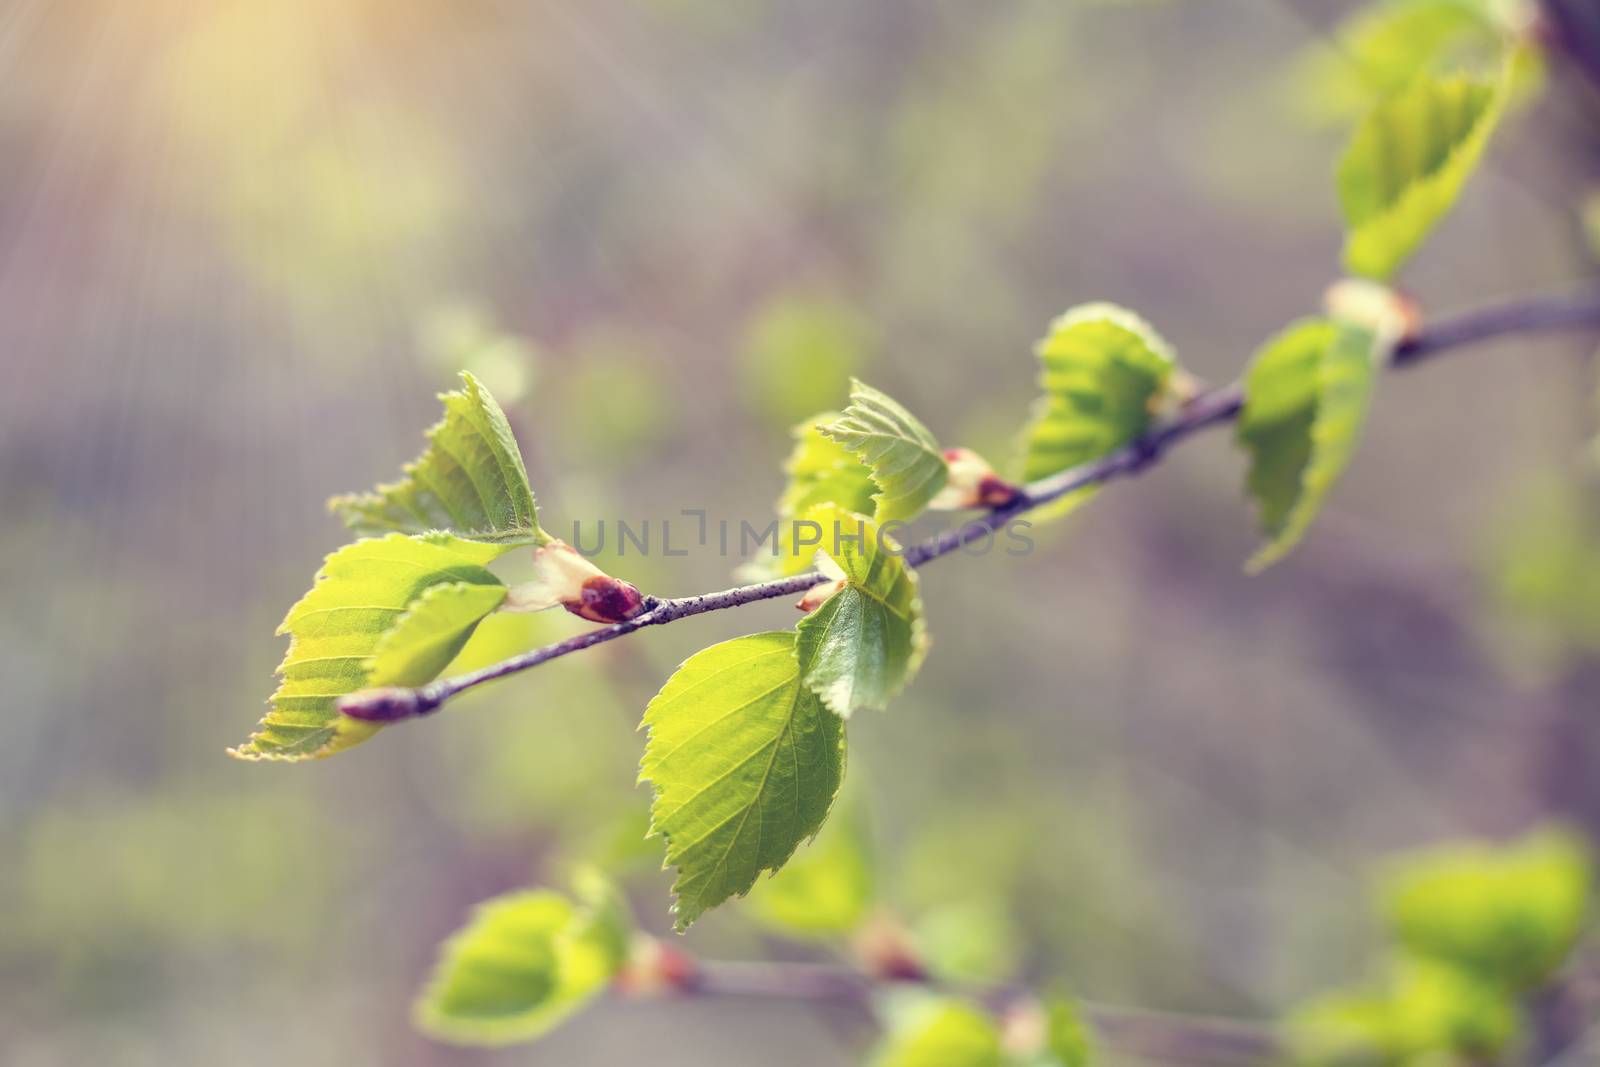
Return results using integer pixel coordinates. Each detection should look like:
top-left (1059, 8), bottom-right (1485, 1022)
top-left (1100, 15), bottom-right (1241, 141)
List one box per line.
top-left (4, 0), bottom-right (1600, 1063)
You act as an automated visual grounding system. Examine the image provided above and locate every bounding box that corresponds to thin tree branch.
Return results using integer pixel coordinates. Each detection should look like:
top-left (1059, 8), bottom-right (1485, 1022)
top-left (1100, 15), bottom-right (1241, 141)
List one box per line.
top-left (339, 286), bottom-right (1600, 723)
top-left (662, 958), bottom-right (1283, 1065)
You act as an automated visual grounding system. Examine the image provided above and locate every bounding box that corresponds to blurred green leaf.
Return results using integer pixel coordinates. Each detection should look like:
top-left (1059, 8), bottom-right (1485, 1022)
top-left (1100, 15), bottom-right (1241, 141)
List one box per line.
top-left (820, 379), bottom-right (949, 523)
top-left (1040, 995), bottom-right (1094, 1067)
top-left (1289, 0), bottom-right (1507, 124)
top-left (744, 804), bottom-right (873, 939)
top-left (1381, 829), bottom-right (1592, 988)
top-left (640, 632), bottom-right (846, 930)
top-left (795, 506), bottom-right (927, 716)
top-left (872, 994), bottom-right (1004, 1067)
top-left (414, 871), bottom-right (632, 1046)
top-left (1291, 956), bottom-right (1519, 1066)
top-left (1338, 70), bottom-right (1507, 280)
top-left (912, 900), bottom-right (1024, 984)
top-left (230, 533), bottom-right (506, 761)
top-left (741, 293), bottom-right (872, 428)
top-left (1239, 319), bottom-right (1384, 572)
top-left (329, 371), bottom-right (547, 545)
top-left (1016, 304), bottom-right (1177, 518)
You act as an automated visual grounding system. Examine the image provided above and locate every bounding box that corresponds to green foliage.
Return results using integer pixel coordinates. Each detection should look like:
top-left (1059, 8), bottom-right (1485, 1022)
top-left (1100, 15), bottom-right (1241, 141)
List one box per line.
top-left (745, 415), bottom-right (880, 578)
top-left (1290, 0), bottom-right (1509, 123)
top-left (1291, 828), bottom-right (1591, 1067)
top-left (229, 533), bottom-right (507, 761)
top-left (1017, 303), bottom-right (1178, 512)
top-left (1338, 71), bottom-right (1506, 280)
top-left (414, 871), bottom-right (632, 1046)
top-left (1039, 996), bottom-right (1093, 1067)
top-left (328, 371), bottom-right (547, 545)
top-left (640, 632), bottom-right (846, 930)
top-left (872, 994), bottom-right (1004, 1067)
top-left (1489, 478), bottom-right (1600, 660)
top-left (743, 805), bottom-right (873, 938)
top-left (1292, 957), bottom-right (1519, 1067)
top-left (795, 507), bottom-right (928, 716)
top-left (1381, 829), bottom-right (1592, 988)
top-left (1238, 319), bottom-right (1384, 572)
top-left (820, 379), bottom-right (950, 523)
top-left (912, 900), bottom-right (1024, 984)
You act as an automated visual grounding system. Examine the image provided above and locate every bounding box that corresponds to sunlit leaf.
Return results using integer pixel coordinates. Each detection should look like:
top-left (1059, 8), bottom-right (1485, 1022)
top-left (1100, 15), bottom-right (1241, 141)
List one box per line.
top-left (368, 581), bottom-right (511, 686)
top-left (1239, 318), bottom-right (1385, 572)
top-left (820, 379), bottom-right (949, 523)
top-left (413, 871), bottom-right (633, 1046)
top-left (795, 507), bottom-right (927, 716)
top-left (229, 533), bottom-right (505, 761)
top-left (744, 805), bottom-right (872, 938)
top-left (743, 415), bottom-right (880, 579)
top-left (1017, 304), bottom-right (1177, 518)
top-left (329, 371), bottom-right (547, 546)
top-left (1338, 70), bottom-right (1507, 280)
top-left (639, 632), bottom-right (846, 930)
top-left (1381, 829), bottom-right (1592, 988)
top-left (872, 994), bottom-right (1003, 1067)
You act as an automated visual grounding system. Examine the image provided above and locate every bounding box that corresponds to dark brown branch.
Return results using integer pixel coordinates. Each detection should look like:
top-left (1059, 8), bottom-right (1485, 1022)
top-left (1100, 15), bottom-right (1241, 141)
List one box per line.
top-left (339, 286), bottom-right (1600, 723)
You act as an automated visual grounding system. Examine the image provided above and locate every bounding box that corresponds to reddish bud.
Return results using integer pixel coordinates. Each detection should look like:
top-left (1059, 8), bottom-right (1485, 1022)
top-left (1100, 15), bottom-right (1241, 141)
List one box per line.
top-left (616, 937), bottom-right (700, 997)
top-left (568, 574), bottom-right (646, 624)
top-left (852, 910), bottom-right (927, 982)
top-left (929, 448), bottom-right (1020, 510)
top-left (504, 540), bottom-right (646, 624)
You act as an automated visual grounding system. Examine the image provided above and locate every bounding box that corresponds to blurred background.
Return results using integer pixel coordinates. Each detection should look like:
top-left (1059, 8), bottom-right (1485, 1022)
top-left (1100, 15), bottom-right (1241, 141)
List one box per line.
top-left (4, 0), bottom-right (1600, 1063)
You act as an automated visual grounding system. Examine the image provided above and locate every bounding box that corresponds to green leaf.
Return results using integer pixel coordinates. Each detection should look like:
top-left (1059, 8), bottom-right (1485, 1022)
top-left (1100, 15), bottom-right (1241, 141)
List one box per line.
top-left (1381, 828), bottom-right (1592, 988)
top-left (1289, 0), bottom-right (1508, 123)
top-left (368, 581), bottom-right (511, 685)
top-left (1238, 318), bottom-right (1384, 573)
top-left (1016, 304), bottom-right (1177, 514)
top-left (1338, 70), bottom-right (1507, 280)
top-left (744, 805), bottom-right (872, 938)
top-left (795, 507), bottom-right (927, 716)
top-left (413, 871), bottom-right (633, 1046)
top-left (329, 371), bottom-right (547, 546)
top-left (1291, 956), bottom-right (1519, 1066)
top-left (744, 415), bottom-right (880, 579)
top-left (872, 994), bottom-right (1003, 1067)
top-left (1041, 995), bottom-right (1093, 1067)
top-left (639, 632), bottom-right (846, 930)
top-left (229, 533), bottom-right (506, 761)
top-left (820, 380), bottom-right (949, 523)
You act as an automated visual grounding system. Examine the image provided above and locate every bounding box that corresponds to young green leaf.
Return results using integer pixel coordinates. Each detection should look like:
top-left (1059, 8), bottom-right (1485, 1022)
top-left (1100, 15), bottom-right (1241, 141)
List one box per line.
top-left (820, 380), bottom-right (949, 523)
top-left (329, 371), bottom-right (548, 546)
top-left (871, 994), bottom-right (1003, 1067)
top-left (1289, 0), bottom-right (1508, 123)
top-left (1381, 829), bottom-right (1592, 988)
top-left (743, 804), bottom-right (872, 938)
top-left (1338, 70), bottom-right (1507, 280)
top-left (1017, 304), bottom-right (1178, 514)
top-left (1290, 956), bottom-right (1519, 1066)
top-left (228, 533), bottom-right (506, 761)
top-left (1040, 995), bottom-right (1094, 1067)
top-left (743, 415), bottom-right (881, 579)
top-left (413, 871), bottom-right (633, 1046)
top-left (639, 632), bottom-right (846, 930)
top-left (794, 507), bottom-right (927, 716)
top-left (1238, 318), bottom-right (1386, 573)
